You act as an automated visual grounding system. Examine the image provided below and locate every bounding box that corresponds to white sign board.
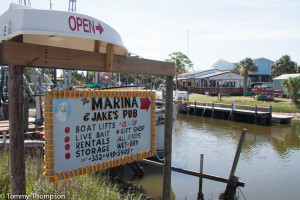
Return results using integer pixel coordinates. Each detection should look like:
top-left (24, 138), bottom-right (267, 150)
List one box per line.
top-left (43, 90), bottom-right (156, 181)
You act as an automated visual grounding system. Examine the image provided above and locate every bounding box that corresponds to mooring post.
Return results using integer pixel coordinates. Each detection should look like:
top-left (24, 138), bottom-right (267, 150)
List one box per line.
top-left (230, 129), bottom-right (246, 178)
top-left (186, 92), bottom-right (189, 122)
top-left (198, 154), bottom-right (204, 200)
top-left (9, 65), bottom-right (26, 196)
top-left (230, 103), bottom-right (235, 121)
top-left (194, 100), bottom-right (197, 115)
top-left (254, 105), bottom-right (258, 124)
top-left (163, 75), bottom-right (173, 200)
top-left (269, 105), bottom-right (272, 125)
top-left (211, 103), bottom-right (214, 118)
top-left (222, 129), bottom-right (247, 200)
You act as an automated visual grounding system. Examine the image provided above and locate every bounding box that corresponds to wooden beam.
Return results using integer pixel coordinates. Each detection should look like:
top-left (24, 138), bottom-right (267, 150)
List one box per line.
top-left (105, 43), bottom-right (114, 71)
top-left (0, 41), bottom-right (175, 76)
top-left (139, 159), bottom-right (245, 187)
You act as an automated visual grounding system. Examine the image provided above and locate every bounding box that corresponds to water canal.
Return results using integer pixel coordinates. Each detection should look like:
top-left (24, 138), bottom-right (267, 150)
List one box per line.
top-left (126, 114), bottom-right (300, 200)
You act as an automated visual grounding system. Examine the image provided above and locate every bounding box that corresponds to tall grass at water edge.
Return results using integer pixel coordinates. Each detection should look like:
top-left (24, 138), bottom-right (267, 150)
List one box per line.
top-left (0, 151), bottom-right (143, 200)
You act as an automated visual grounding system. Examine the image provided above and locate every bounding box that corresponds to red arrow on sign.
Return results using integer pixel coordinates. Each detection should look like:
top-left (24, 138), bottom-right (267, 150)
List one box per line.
top-left (140, 97), bottom-right (151, 111)
top-left (96, 23), bottom-right (104, 35)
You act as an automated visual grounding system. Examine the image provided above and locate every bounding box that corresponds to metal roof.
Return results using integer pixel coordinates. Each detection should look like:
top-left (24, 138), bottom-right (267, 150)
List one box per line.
top-left (273, 74), bottom-right (300, 80)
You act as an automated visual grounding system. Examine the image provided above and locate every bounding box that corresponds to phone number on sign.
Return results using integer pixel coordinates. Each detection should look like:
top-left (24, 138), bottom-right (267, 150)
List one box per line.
top-left (90, 148), bottom-right (131, 162)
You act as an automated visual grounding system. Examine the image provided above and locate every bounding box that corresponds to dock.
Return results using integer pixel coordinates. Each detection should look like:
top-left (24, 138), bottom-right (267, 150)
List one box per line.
top-left (0, 120), bottom-right (44, 149)
top-left (178, 102), bottom-right (293, 125)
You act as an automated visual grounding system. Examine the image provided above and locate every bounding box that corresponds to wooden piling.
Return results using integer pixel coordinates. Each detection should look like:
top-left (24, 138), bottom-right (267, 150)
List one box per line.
top-left (269, 105), bottom-right (272, 125)
top-left (186, 92), bottom-right (189, 122)
top-left (254, 105), bottom-right (258, 124)
top-left (198, 154), bottom-right (204, 200)
top-left (9, 65), bottom-right (26, 196)
top-left (163, 76), bottom-right (173, 200)
top-left (222, 129), bottom-right (247, 200)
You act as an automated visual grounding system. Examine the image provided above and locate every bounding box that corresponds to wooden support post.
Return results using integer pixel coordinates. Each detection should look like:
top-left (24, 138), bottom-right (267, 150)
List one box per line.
top-left (2, 132), bottom-right (7, 151)
top-left (9, 65), bottom-right (26, 196)
top-left (269, 105), bottom-right (272, 125)
top-left (23, 96), bottom-right (29, 133)
top-left (105, 43), bottom-right (114, 71)
top-left (198, 154), bottom-right (204, 200)
top-left (186, 92), bottom-right (189, 122)
top-left (211, 103), bottom-right (214, 118)
top-left (194, 100), bottom-right (197, 115)
top-left (202, 104), bottom-right (207, 117)
top-left (163, 76), bottom-right (173, 200)
top-left (254, 105), bottom-right (258, 124)
top-left (229, 103), bottom-right (235, 121)
top-left (229, 129), bottom-right (246, 178)
top-left (53, 69), bottom-right (57, 86)
top-left (222, 129), bottom-right (247, 200)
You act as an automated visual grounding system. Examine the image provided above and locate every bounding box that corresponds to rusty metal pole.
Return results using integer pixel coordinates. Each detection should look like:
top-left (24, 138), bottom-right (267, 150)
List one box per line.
top-left (162, 76), bottom-right (173, 200)
top-left (9, 65), bottom-right (26, 196)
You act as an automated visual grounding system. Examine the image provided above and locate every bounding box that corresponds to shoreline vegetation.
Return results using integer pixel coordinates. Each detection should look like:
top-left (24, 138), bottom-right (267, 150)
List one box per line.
top-left (187, 93), bottom-right (300, 113)
top-left (0, 150), bottom-right (148, 200)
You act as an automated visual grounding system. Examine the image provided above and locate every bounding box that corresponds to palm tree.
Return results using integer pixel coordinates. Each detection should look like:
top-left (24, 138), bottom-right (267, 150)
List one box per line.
top-left (236, 58), bottom-right (258, 96)
top-left (270, 55), bottom-right (298, 77)
top-left (282, 77), bottom-right (300, 103)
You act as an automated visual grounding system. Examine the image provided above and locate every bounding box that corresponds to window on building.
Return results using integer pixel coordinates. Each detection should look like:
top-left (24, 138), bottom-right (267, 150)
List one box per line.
top-left (212, 80), bottom-right (216, 87)
top-left (230, 81), bottom-right (235, 88)
top-left (188, 82), bottom-right (192, 86)
top-left (222, 80), bottom-right (227, 88)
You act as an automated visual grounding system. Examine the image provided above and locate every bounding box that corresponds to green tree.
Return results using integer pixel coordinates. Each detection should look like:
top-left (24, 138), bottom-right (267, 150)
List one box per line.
top-left (282, 76), bottom-right (300, 103)
top-left (165, 52), bottom-right (194, 73)
top-left (270, 55), bottom-right (298, 77)
top-left (236, 58), bottom-right (258, 96)
top-left (165, 52), bottom-right (193, 89)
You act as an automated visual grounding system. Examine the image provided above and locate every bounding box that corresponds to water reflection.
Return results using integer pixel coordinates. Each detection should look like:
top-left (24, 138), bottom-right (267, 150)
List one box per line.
top-left (132, 114), bottom-right (300, 200)
top-left (178, 114), bottom-right (300, 160)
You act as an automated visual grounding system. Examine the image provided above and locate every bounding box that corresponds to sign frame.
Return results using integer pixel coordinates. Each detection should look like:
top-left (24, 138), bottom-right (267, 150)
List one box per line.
top-left (43, 89), bottom-right (156, 182)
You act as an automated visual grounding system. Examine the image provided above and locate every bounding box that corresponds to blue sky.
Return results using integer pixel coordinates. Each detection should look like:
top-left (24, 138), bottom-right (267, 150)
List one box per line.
top-left (1, 0), bottom-right (300, 71)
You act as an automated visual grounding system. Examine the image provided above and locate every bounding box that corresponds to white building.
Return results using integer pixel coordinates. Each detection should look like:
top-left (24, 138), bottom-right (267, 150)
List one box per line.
top-left (273, 74), bottom-right (300, 95)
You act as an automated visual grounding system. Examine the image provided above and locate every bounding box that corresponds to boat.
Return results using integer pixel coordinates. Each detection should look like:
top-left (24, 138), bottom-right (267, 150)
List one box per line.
top-left (155, 103), bottom-right (178, 159)
top-left (251, 85), bottom-right (283, 101)
top-left (0, 3), bottom-right (128, 56)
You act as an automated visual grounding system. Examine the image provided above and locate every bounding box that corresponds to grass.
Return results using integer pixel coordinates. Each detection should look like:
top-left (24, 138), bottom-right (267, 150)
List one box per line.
top-left (0, 151), bottom-right (143, 200)
top-left (188, 93), bottom-right (300, 113)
